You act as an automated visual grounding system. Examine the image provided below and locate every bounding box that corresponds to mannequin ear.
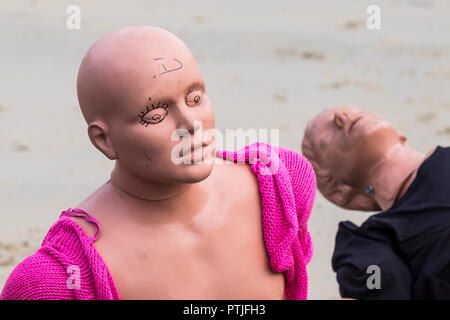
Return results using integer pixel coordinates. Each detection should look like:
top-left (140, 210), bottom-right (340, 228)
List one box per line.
top-left (87, 121), bottom-right (118, 160)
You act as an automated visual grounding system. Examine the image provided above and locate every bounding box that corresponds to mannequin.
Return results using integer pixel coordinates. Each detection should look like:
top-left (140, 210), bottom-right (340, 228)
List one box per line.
top-left (301, 106), bottom-right (433, 212)
top-left (1, 26), bottom-right (316, 300)
top-left (74, 25), bottom-right (286, 299)
top-left (302, 106), bottom-right (450, 299)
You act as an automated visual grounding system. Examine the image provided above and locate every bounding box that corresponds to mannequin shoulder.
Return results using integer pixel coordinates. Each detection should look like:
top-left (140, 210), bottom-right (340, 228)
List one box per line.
top-left (70, 187), bottom-right (109, 239)
top-left (211, 157), bottom-right (259, 191)
top-left (66, 214), bottom-right (98, 239)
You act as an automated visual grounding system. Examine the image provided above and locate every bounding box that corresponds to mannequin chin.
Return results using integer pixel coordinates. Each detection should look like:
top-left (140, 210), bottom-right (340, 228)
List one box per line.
top-left (302, 106), bottom-right (428, 211)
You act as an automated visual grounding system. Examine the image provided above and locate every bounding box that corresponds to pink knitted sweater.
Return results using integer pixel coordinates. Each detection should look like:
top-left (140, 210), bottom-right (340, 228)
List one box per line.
top-left (0, 142), bottom-right (316, 300)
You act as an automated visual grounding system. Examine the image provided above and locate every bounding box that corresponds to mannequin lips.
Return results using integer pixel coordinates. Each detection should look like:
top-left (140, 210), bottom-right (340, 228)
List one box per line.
top-left (178, 142), bottom-right (209, 159)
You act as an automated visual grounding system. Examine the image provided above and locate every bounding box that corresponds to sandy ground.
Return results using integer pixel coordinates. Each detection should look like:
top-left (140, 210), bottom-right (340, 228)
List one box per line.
top-left (1, 0), bottom-right (450, 299)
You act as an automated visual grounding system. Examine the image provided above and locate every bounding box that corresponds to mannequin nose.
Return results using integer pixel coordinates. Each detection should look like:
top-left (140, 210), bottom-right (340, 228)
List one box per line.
top-left (334, 111), bottom-right (350, 129)
top-left (177, 106), bottom-right (200, 134)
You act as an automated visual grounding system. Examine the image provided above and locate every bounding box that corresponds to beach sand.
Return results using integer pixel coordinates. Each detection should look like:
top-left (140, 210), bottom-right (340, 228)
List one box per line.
top-left (1, 0), bottom-right (450, 299)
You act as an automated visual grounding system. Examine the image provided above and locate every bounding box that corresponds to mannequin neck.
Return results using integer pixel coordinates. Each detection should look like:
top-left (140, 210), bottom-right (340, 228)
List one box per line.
top-left (110, 161), bottom-right (194, 203)
top-left (365, 144), bottom-right (427, 211)
top-left (108, 161), bottom-right (215, 225)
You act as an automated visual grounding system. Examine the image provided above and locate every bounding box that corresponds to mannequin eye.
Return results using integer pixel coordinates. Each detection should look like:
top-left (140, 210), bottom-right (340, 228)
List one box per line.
top-left (186, 89), bottom-right (203, 107)
top-left (138, 101), bottom-right (169, 127)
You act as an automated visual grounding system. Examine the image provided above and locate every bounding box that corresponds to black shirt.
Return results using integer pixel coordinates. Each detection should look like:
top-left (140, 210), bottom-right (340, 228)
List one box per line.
top-left (332, 146), bottom-right (450, 299)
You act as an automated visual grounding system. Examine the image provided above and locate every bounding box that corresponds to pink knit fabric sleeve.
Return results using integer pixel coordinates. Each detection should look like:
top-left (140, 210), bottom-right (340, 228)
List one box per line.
top-left (0, 249), bottom-right (78, 300)
top-left (265, 144), bottom-right (317, 298)
top-left (0, 215), bottom-right (119, 300)
top-left (216, 142), bottom-right (316, 300)
top-left (0, 218), bottom-right (91, 300)
top-left (279, 146), bottom-right (317, 264)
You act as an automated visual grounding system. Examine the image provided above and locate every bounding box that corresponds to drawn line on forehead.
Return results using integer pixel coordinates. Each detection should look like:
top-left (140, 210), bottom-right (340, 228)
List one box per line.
top-left (152, 58), bottom-right (183, 79)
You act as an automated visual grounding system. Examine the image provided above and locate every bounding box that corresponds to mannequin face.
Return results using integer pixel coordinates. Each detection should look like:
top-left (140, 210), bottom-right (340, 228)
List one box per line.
top-left (310, 106), bottom-right (405, 186)
top-left (78, 26), bottom-right (216, 185)
top-left (109, 55), bottom-right (215, 184)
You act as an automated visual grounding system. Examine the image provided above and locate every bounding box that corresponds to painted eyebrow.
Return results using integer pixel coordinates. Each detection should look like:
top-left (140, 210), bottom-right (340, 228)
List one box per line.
top-left (151, 81), bottom-right (206, 103)
top-left (185, 81), bottom-right (205, 93)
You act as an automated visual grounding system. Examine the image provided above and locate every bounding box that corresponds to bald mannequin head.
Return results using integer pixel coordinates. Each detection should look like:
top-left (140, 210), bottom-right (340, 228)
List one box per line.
top-left (77, 26), bottom-right (197, 125)
top-left (76, 26), bottom-right (216, 192)
top-left (301, 106), bottom-right (422, 211)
